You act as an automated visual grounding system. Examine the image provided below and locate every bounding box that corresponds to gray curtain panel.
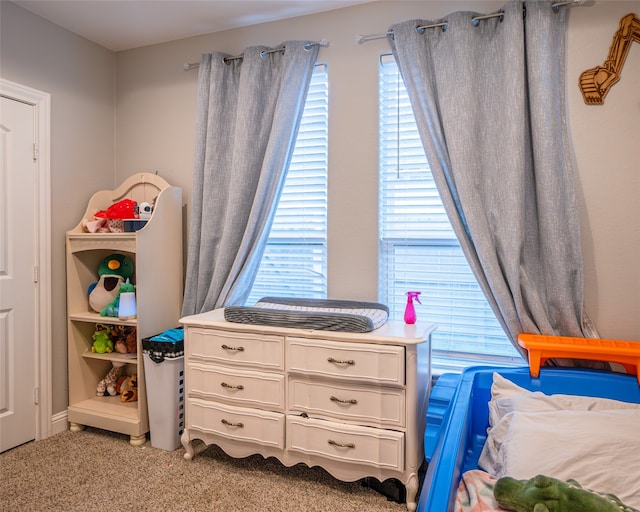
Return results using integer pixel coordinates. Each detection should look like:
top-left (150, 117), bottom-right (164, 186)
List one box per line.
top-left (182, 41), bottom-right (319, 316)
top-left (388, 0), bottom-right (597, 353)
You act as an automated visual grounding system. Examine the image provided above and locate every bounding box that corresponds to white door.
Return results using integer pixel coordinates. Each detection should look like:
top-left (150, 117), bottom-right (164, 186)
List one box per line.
top-left (0, 95), bottom-right (38, 452)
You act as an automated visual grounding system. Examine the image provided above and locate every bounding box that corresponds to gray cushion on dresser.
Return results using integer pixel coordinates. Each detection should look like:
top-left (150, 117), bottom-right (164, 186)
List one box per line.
top-left (223, 297), bottom-right (389, 333)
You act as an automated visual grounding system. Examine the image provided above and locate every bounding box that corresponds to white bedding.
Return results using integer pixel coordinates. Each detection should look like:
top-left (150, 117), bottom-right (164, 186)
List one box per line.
top-left (478, 373), bottom-right (640, 509)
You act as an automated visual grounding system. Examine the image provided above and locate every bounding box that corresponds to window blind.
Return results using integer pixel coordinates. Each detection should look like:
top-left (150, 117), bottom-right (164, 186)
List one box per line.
top-left (246, 64), bottom-right (328, 304)
top-left (378, 55), bottom-right (521, 368)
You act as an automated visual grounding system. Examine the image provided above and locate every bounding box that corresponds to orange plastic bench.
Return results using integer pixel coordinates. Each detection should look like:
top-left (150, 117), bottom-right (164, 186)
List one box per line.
top-left (517, 333), bottom-right (640, 385)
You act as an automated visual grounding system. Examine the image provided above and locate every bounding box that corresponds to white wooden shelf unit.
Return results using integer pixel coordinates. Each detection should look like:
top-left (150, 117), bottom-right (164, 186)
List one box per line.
top-left (66, 173), bottom-right (182, 445)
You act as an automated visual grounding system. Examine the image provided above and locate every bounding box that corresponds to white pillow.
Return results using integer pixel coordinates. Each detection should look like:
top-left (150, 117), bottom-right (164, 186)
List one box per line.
top-left (490, 372), bottom-right (530, 399)
top-left (498, 408), bottom-right (640, 509)
top-left (490, 372), bottom-right (640, 415)
top-left (479, 373), bottom-right (640, 474)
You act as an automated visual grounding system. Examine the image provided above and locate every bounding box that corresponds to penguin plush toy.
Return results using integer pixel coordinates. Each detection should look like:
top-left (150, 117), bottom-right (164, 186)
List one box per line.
top-left (88, 254), bottom-right (134, 313)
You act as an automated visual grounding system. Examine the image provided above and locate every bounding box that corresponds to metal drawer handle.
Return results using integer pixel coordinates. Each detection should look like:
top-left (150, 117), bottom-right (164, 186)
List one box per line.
top-left (330, 396), bottom-right (357, 405)
top-left (327, 357), bottom-right (355, 365)
top-left (221, 382), bottom-right (244, 390)
top-left (221, 344), bottom-right (245, 352)
top-left (221, 419), bottom-right (244, 428)
top-left (328, 439), bottom-right (355, 449)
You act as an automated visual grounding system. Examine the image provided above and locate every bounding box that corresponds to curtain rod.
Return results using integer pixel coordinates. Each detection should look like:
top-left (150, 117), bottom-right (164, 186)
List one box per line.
top-left (183, 39), bottom-right (329, 71)
top-left (356, 0), bottom-right (585, 44)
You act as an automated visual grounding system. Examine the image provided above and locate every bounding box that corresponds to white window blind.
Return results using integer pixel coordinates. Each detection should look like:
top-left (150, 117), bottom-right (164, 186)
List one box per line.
top-left (246, 64), bottom-right (328, 305)
top-left (378, 55), bottom-right (522, 370)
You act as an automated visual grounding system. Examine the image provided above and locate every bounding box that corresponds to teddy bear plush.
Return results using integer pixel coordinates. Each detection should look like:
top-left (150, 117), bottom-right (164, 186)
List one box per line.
top-left (111, 325), bottom-right (137, 354)
top-left (494, 474), bottom-right (638, 512)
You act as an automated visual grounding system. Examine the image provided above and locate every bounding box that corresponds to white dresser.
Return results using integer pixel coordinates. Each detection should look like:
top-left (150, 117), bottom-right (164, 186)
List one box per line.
top-left (180, 308), bottom-right (434, 512)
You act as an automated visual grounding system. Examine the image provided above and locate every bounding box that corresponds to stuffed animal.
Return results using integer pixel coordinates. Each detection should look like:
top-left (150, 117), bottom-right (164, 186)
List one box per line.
top-left (81, 218), bottom-right (109, 233)
top-left (100, 279), bottom-right (135, 317)
top-left (494, 474), bottom-right (639, 512)
top-left (88, 254), bottom-right (134, 313)
top-left (137, 201), bottom-right (154, 220)
top-left (94, 199), bottom-right (137, 221)
top-left (96, 363), bottom-right (124, 396)
top-left (91, 325), bottom-right (114, 354)
top-left (111, 325), bottom-right (137, 354)
top-left (114, 374), bottom-right (138, 402)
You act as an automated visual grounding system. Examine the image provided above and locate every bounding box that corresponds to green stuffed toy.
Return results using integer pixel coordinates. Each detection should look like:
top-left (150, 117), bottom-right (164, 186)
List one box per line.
top-left (100, 279), bottom-right (135, 317)
top-left (494, 474), bottom-right (639, 512)
top-left (91, 325), bottom-right (114, 354)
top-left (88, 254), bottom-right (134, 313)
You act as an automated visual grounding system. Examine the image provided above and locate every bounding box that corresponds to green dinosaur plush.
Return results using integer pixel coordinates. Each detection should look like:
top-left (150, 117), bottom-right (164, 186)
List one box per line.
top-left (494, 474), bottom-right (639, 512)
top-left (100, 279), bottom-right (136, 317)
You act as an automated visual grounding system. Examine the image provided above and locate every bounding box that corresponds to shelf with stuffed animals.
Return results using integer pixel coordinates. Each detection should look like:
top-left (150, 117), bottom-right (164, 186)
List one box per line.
top-left (66, 172), bottom-right (182, 446)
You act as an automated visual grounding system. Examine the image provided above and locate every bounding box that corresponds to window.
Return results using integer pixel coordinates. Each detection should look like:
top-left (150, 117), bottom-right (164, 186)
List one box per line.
top-left (378, 55), bottom-right (522, 371)
top-left (246, 64), bottom-right (328, 305)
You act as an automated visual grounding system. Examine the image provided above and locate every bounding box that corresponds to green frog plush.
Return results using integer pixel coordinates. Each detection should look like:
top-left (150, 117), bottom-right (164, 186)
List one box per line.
top-left (91, 328), bottom-right (114, 354)
top-left (494, 475), bottom-right (639, 512)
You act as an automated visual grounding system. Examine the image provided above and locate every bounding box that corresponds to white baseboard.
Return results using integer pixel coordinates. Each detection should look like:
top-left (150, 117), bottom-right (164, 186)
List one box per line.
top-left (50, 410), bottom-right (68, 436)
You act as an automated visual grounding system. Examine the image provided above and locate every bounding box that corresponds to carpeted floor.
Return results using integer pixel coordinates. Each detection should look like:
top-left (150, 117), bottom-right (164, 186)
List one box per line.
top-left (0, 427), bottom-right (408, 512)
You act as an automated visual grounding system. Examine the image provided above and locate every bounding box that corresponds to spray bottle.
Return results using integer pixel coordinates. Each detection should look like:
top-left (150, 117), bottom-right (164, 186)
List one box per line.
top-left (404, 291), bottom-right (421, 325)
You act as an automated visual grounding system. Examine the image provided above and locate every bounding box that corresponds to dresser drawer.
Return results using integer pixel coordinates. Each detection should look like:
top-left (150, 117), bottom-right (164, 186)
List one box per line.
top-left (287, 338), bottom-right (405, 385)
top-left (286, 416), bottom-right (404, 471)
top-left (288, 378), bottom-right (405, 428)
top-left (188, 328), bottom-right (284, 370)
top-left (187, 398), bottom-right (284, 448)
top-left (189, 363), bottom-right (285, 411)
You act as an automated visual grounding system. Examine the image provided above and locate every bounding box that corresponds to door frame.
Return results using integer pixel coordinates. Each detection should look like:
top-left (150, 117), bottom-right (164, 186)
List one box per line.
top-left (1, 78), bottom-right (52, 441)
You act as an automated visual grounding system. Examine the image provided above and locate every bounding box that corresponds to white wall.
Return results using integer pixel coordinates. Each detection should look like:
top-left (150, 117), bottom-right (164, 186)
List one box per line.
top-left (1, 0), bottom-right (638, 417)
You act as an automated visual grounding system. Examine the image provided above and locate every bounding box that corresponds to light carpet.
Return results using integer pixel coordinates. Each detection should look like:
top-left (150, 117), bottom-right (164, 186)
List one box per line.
top-left (0, 427), bottom-right (408, 512)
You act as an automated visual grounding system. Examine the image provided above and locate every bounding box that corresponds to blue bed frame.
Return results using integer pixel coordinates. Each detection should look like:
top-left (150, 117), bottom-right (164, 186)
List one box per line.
top-left (417, 366), bottom-right (640, 512)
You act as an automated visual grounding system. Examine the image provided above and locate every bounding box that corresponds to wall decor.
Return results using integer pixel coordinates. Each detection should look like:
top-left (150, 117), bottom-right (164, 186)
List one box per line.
top-left (579, 13), bottom-right (639, 104)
